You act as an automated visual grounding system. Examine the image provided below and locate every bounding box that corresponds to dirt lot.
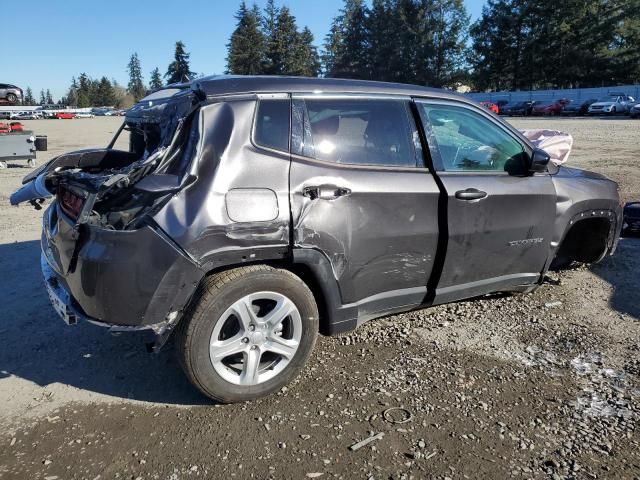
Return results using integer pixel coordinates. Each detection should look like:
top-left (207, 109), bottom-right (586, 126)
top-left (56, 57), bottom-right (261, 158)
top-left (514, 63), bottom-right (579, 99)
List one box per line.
top-left (0, 117), bottom-right (638, 479)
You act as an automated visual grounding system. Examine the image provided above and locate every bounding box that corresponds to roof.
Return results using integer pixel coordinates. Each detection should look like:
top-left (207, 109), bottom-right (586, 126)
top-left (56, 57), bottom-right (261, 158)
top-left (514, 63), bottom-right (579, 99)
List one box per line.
top-left (191, 75), bottom-right (467, 102)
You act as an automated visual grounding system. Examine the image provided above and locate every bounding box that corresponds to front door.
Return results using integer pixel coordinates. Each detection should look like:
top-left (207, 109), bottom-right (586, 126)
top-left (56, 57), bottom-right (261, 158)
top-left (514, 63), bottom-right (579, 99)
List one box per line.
top-left (289, 95), bottom-right (441, 314)
top-left (415, 100), bottom-right (557, 304)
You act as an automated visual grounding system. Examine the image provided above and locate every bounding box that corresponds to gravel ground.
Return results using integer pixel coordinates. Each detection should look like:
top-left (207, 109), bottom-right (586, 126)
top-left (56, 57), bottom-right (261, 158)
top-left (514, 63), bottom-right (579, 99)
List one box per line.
top-left (0, 117), bottom-right (638, 479)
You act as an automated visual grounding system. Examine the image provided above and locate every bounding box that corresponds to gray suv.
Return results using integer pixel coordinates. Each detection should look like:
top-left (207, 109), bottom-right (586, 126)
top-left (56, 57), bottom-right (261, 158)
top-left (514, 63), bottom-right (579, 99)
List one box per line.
top-left (11, 76), bottom-right (623, 402)
top-left (0, 83), bottom-right (23, 104)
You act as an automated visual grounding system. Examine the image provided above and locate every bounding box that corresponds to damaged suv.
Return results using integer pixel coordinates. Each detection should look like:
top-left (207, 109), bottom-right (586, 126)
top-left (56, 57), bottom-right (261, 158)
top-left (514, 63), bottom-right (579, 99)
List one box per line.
top-left (11, 76), bottom-right (623, 402)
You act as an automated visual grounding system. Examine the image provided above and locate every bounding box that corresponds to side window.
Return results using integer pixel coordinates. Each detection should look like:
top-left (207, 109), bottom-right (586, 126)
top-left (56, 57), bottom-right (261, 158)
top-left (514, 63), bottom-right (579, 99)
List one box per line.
top-left (417, 103), bottom-right (525, 172)
top-left (254, 99), bottom-right (290, 152)
top-left (292, 98), bottom-right (419, 168)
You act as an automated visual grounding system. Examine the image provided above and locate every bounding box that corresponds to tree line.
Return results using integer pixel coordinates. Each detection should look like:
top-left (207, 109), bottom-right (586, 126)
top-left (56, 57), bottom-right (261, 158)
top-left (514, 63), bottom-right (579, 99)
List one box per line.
top-left (22, 41), bottom-right (198, 108)
top-left (228, 0), bottom-right (640, 91)
top-left (22, 0), bottom-right (640, 106)
top-left (471, 0), bottom-right (640, 90)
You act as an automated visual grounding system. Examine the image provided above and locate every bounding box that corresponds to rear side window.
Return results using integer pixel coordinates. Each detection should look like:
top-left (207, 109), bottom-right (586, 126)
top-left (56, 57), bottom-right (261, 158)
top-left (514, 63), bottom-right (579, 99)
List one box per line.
top-left (254, 99), bottom-right (290, 152)
top-left (292, 98), bottom-right (419, 168)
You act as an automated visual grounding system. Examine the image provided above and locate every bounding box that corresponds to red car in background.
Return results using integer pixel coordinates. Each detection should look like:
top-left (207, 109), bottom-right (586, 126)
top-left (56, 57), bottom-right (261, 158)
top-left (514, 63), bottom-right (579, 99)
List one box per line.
top-left (55, 112), bottom-right (75, 119)
top-left (532, 99), bottom-right (570, 116)
top-left (480, 101), bottom-right (499, 114)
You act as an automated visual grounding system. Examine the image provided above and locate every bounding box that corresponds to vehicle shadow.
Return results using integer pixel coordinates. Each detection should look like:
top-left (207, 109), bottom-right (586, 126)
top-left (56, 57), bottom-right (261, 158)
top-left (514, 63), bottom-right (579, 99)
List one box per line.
top-left (589, 237), bottom-right (640, 320)
top-left (0, 239), bottom-right (210, 405)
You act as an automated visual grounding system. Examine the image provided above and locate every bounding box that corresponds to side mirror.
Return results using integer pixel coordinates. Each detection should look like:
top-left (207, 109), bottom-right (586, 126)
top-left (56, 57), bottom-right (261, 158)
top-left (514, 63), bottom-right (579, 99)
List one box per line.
top-left (529, 148), bottom-right (550, 173)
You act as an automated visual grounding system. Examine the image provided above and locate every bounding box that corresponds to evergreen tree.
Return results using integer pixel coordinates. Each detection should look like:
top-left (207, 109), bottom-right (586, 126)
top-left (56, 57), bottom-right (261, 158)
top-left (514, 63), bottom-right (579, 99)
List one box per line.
top-left (615, 0), bottom-right (640, 83)
top-left (226, 2), bottom-right (265, 74)
top-left (24, 87), bottom-right (35, 106)
top-left (127, 52), bottom-right (146, 101)
top-left (424, 0), bottom-right (469, 87)
top-left (322, 22), bottom-right (343, 77)
top-left (469, 0), bottom-right (639, 90)
top-left (65, 77), bottom-right (78, 107)
top-left (264, 6), bottom-right (301, 75)
top-left (294, 27), bottom-right (321, 77)
top-left (366, 0), bottom-right (400, 81)
top-left (165, 41), bottom-right (196, 84)
top-left (95, 77), bottom-right (115, 106)
top-left (324, 0), bottom-right (370, 79)
top-left (262, 0), bottom-right (280, 74)
top-left (45, 89), bottom-right (53, 104)
top-left (75, 73), bottom-right (93, 107)
top-left (39, 90), bottom-right (46, 105)
top-left (149, 67), bottom-right (163, 90)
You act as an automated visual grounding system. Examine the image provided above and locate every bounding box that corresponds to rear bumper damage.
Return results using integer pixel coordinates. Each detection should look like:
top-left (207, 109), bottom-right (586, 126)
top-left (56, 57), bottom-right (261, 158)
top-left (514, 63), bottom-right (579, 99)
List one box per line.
top-left (41, 203), bottom-right (205, 351)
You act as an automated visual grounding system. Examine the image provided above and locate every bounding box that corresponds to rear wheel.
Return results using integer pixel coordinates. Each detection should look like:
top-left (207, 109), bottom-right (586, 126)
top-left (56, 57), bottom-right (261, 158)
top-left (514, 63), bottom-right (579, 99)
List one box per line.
top-left (6, 93), bottom-right (17, 103)
top-left (176, 265), bottom-right (319, 403)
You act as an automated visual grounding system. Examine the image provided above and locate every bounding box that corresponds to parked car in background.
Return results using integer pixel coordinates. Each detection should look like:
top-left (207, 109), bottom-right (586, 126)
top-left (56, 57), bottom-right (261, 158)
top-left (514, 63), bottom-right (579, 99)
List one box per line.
top-left (55, 112), bottom-right (76, 119)
top-left (494, 99), bottom-right (509, 111)
top-left (92, 108), bottom-right (115, 116)
top-left (75, 112), bottom-right (95, 118)
top-left (0, 111), bottom-right (11, 119)
top-left (588, 93), bottom-right (635, 115)
top-left (10, 76), bottom-right (623, 403)
top-left (480, 101), bottom-right (499, 114)
top-left (561, 98), bottom-right (598, 116)
top-left (629, 103), bottom-right (640, 119)
top-left (622, 202), bottom-right (640, 236)
top-left (500, 101), bottom-right (536, 116)
top-left (0, 84), bottom-right (23, 104)
top-left (10, 111), bottom-right (42, 120)
top-left (532, 99), bottom-right (569, 116)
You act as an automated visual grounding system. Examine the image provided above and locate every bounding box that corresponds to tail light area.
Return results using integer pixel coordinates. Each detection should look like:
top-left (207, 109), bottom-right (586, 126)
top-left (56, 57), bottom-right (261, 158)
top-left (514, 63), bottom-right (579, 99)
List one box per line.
top-left (59, 186), bottom-right (85, 221)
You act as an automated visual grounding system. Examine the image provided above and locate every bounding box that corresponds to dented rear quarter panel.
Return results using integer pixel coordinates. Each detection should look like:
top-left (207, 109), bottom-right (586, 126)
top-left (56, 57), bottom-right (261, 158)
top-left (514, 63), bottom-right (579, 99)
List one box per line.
top-left (152, 99), bottom-right (291, 269)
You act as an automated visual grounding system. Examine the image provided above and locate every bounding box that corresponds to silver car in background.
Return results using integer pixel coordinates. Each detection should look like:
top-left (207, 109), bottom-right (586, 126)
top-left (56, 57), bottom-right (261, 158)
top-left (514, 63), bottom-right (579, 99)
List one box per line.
top-left (588, 93), bottom-right (635, 115)
top-left (0, 83), bottom-right (23, 104)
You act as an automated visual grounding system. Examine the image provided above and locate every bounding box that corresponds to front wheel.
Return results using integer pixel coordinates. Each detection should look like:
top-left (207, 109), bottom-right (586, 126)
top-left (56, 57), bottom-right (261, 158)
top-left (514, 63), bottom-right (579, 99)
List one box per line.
top-left (6, 93), bottom-right (17, 103)
top-left (176, 265), bottom-right (319, 403)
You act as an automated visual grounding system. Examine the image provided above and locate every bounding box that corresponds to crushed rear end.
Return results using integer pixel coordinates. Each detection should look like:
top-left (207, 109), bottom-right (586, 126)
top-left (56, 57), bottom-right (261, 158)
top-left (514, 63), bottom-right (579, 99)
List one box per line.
top-left (11, 86), bottom-right (206, 349)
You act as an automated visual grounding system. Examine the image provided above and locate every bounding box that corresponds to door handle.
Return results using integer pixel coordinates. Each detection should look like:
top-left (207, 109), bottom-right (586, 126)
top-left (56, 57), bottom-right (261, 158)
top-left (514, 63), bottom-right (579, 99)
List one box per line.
top-left (303, 185), bottom-right (352, 200)
top-left (455, 188), bottom-right (487, 201)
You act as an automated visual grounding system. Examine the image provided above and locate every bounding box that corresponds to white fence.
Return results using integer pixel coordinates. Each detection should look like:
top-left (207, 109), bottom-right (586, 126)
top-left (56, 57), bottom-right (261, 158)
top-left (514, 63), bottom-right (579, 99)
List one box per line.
top-left (0, 106), bottom-right (95, 113)
top-left (466, 84), bottom-right (640, 103)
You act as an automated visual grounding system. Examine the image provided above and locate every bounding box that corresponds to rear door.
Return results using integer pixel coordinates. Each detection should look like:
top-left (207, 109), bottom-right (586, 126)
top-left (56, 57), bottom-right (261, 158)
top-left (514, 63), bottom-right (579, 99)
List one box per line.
top-left (289, 95), bottom-right (441, 312)
top-left (415, 100), bottom-right (557, 304)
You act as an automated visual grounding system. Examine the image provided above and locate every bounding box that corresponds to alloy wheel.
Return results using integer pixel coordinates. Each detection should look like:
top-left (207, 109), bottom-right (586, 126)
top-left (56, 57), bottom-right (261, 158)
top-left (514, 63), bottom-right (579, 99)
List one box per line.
top-left (209, 291), bottom-right (302, 386)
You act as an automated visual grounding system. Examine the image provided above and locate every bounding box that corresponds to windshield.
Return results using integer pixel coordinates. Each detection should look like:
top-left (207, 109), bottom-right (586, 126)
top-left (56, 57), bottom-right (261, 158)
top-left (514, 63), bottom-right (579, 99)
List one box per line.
top-left (598, 96), bottom-right (619, 102)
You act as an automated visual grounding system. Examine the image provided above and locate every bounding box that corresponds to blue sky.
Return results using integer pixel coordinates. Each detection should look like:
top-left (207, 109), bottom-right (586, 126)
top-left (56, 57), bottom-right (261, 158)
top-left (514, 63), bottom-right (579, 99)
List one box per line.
top-left (6, 0), bottom-right (484, 100)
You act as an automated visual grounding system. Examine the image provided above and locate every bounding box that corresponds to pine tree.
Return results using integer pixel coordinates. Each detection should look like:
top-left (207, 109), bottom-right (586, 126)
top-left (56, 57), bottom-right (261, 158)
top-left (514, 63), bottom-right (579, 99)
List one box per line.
top-left (39, 90), bottom-right (46, 105)
top-left (149, 67), bottom-right (163, 90)
top-left (127, 52), bottom-right (146, 101)
top-left (262, 0), bottom-right (280, 74)
top-left (165, 41), bottom-right (196, 84)
top-left (24, 87), bottom-right (35, 106)
top-left (294, 27), bottom-right (321, 77)
top-left (325, 0), bottom-right (370, 79)
top-left (423, 0), bottom-right (469, 87)
top-left (45, 89), bottom-right (53, 104)
top-left (95, 77), bottom-right (115, 106)
top-left (366, 0), bottom-right (401, 81)
top-left (469, 0), bottom-right (640, 90)
top-left (226, 2), bottom-right (265, 74)
top-left (263, 6), bottom-right (301, 75)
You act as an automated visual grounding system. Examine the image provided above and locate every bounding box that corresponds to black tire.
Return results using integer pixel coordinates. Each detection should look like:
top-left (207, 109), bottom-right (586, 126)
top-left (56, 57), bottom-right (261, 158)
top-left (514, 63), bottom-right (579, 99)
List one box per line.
top-left (6, 93), bottom-right (17, 103)
top-left (176, 265), bottom-right (319, 403)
